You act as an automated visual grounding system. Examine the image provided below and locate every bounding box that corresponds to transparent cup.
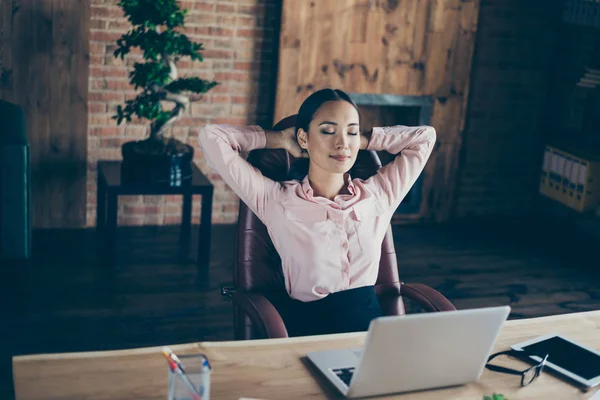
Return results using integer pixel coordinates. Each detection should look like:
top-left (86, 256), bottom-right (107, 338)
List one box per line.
top-left (167, 354), bottom-right (211, 400)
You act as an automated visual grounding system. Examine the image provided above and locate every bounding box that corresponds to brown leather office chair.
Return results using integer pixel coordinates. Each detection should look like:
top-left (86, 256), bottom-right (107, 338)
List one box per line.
top-left (227, 115), bottom-right (456, 340)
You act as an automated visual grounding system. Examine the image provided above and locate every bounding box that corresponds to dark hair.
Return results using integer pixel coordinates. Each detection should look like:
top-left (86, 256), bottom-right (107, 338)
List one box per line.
top-left (289, 88), bottom-right (360, 180)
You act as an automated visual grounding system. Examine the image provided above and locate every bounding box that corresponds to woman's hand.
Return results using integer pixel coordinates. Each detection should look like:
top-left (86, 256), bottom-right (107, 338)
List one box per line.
top-left (266, 127), bottom-right (308, 158)
top-left (281, 127), bottom-right (308, 158)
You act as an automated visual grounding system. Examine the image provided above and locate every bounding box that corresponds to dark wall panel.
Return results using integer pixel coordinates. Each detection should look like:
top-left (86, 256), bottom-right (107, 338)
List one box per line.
top-left (0, 0), bottom-right (89, 228)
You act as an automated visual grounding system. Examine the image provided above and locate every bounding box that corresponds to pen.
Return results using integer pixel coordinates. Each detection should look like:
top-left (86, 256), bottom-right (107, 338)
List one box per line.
top-left (162, 347), bottom-right (202, 400)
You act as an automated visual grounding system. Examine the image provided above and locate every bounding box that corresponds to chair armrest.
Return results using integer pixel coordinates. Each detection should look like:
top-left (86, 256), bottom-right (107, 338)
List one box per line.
top-left (374, 282), bottom-right (404, 316)
top-left (232, 292), bottom-right (289, 339)
top-left (400, 283), bottom-right (457, 312)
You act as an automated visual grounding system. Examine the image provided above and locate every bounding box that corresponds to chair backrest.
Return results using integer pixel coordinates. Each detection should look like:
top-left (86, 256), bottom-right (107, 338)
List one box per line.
top-left (234, 116), bottom-right (404, 338)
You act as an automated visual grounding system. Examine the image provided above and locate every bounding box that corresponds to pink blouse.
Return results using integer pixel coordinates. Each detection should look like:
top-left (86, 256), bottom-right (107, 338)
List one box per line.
top-left (198, 124), bottom-right (436, 302)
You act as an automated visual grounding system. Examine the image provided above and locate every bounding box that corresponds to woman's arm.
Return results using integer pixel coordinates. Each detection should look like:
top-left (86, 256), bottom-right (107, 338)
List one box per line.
top-left (361, 125), bottom-right (436, 211)
top-left (198, 124), bottom-right (288, 222)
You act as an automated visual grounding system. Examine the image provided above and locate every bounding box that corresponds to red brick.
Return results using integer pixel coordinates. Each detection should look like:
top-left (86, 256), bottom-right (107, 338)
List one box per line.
top-left (222, 203), bottom-right (239, 213)
top-left (89, 114), bottom-right (111, 125)
top-left (106, 80), bottom-right (131, 91)
top-left (211, 117), bottom-right (247, 125)
top-left (211, 95), bottom-right (230, 104)
top-left (107, 20), bottom-right (132, 30)
top-left (211, 84), bottom-right (231, 94)
top-left (217, 4), bottom-right (236, 13)
top-left (165, 216), bottom-right (183, 225)
top-left (90, 79), bottom-right (107, 90)
top-left (100, 138), bottom-right (124, 148)
top-left (192, 26), bottom-right (210, 36)
top-left (193, 1), bottom-right (215, 12)
top-left (143, 196), bottom-right (165, 205)
top-left (89, 55), bottom-right (105, 66)
top-left (203, 49), bottom-right (233, 60)
top-left (89, 66), bottom-right (127, 78)
top-left (89, 43), bottom-right (106, 54)
top-left (88, 102), bottom-right (107, 113)
top-left (89, 91), bottom-right (124, 102)
top-left (176, 59), bottom-right (192, 69)
top-left (177, 117), bottom-right (210, 126)
top-left (124, 126), bottom-right (147, 137)
top-left (165, 204), bottom-right (182, 215)
top-left (237, 28), bottom-right (260, 38)
top-left (234, 61), bottom-right (254, 70)
top-left (90, 5), bottom-right (123, 18)
top-left (90, 127), bottom-right (121, 137)
top-left (120, 196), bottom-right (143, 205)
top-left (208, 27), bottom-right (235, 37)
top-left (216, 15), bottom-right (236, 25)
top-left (123, 205), bottom-right (163, 214)
top-left (238, 4), bottom-right (263, 15)
top-left (232, 96), bottom-right (249, 104)
top-left (118, 216), bottom-right (144, 226)
top-left (179, 1), bottom-right (195, 10)
top-left (90, 30), bottom-right (123, 43)
top-left (235, 16), bottom-right (256, 28)
top-left (90, 19), bottom-right (106, 30)
top-left (186, 13), bottom-right (216, 25)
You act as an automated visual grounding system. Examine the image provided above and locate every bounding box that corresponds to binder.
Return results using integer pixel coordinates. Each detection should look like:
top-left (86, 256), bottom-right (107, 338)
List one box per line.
top-left (539, 144), bottom-right (600, 212)
top-left (568, 159), bottom-right (580, 206)
top-left (539, 146), bottom-right (552, 198)
top-left (562, 156), bottom-right (572, 199)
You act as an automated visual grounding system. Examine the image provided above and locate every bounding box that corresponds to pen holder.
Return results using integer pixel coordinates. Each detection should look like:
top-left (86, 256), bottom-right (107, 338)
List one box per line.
top-left (167, 354), bottom-right (211, 400)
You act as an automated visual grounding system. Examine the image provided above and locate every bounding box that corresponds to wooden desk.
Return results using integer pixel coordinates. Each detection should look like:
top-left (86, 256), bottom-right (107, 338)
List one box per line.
top-left (13, 311), bottom-right (600, 399)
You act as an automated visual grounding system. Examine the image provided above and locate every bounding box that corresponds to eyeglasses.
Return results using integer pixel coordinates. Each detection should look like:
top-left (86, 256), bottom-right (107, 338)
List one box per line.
top-left (485, 349), bottom-right (549, 387)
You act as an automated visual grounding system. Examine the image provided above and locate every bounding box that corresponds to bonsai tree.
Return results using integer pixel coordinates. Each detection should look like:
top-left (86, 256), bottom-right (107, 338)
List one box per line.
top-left (113, 0), bottom-right (217, 159)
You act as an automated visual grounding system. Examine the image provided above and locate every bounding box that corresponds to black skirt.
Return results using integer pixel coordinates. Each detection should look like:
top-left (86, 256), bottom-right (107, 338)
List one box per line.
top-left (266, 285), bottom-right (383, 337)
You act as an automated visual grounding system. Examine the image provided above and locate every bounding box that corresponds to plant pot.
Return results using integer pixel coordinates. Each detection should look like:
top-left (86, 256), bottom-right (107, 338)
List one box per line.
top-left (121, 138), bottom-right (194, 185)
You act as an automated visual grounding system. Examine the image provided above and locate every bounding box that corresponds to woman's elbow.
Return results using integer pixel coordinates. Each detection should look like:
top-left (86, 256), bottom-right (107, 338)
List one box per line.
top-left (423, 126), bottom-right (436, 146)
top-left (198, 124), bottom-right (216, 149)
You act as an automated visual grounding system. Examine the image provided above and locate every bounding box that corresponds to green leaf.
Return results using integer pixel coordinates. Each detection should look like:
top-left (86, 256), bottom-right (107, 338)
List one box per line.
top-left (118, 0), bottom-right (186, 29)
top-left (483, 394), bottom-right (507, 400)
top-left (129, 62), bottom-right (172, 89)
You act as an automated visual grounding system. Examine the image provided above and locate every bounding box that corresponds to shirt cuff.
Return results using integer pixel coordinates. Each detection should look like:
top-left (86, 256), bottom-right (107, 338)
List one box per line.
top-left (249, 125), bottom-right (267, 150)
top-left (366, 127), bottom-right (385, 151)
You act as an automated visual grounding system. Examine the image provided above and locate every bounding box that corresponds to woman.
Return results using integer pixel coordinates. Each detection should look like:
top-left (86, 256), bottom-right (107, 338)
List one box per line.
top-left (198, 88), bottom-right (436, 337)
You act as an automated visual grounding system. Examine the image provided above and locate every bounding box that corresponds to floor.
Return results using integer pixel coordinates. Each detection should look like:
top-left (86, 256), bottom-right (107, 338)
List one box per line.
top-left (1, 216), bottom-right (599, 398)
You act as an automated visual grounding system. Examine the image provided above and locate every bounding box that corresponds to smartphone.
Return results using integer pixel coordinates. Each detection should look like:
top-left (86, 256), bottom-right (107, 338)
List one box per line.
top-left (511, 334), bottom-right (600, 389)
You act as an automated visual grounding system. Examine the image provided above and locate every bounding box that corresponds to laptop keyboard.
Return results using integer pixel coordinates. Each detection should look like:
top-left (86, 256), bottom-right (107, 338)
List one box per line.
top-left (332, 367), bottom-right (355, 386)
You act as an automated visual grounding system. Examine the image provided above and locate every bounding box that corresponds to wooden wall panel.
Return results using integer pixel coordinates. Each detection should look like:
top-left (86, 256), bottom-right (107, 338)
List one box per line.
top-left (274, 0), bottom-right (480, 222)
top-left (0, 0), bottom-right (90, 228)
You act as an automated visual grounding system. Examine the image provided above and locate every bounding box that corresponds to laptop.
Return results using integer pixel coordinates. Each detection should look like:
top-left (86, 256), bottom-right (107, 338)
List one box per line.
top-left (306, 305), bottom-right (511, 398)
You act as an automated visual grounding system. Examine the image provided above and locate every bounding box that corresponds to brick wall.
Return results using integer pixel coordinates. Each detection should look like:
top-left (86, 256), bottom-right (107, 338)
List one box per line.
top-left (87, 0), bottom-right (279, 226)
top-left (453, 0), bottom-right (563, 218)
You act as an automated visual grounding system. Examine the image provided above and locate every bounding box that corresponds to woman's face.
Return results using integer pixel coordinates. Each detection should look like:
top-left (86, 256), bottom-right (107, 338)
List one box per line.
top-left (297, 100), bottom-right (361, 175)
